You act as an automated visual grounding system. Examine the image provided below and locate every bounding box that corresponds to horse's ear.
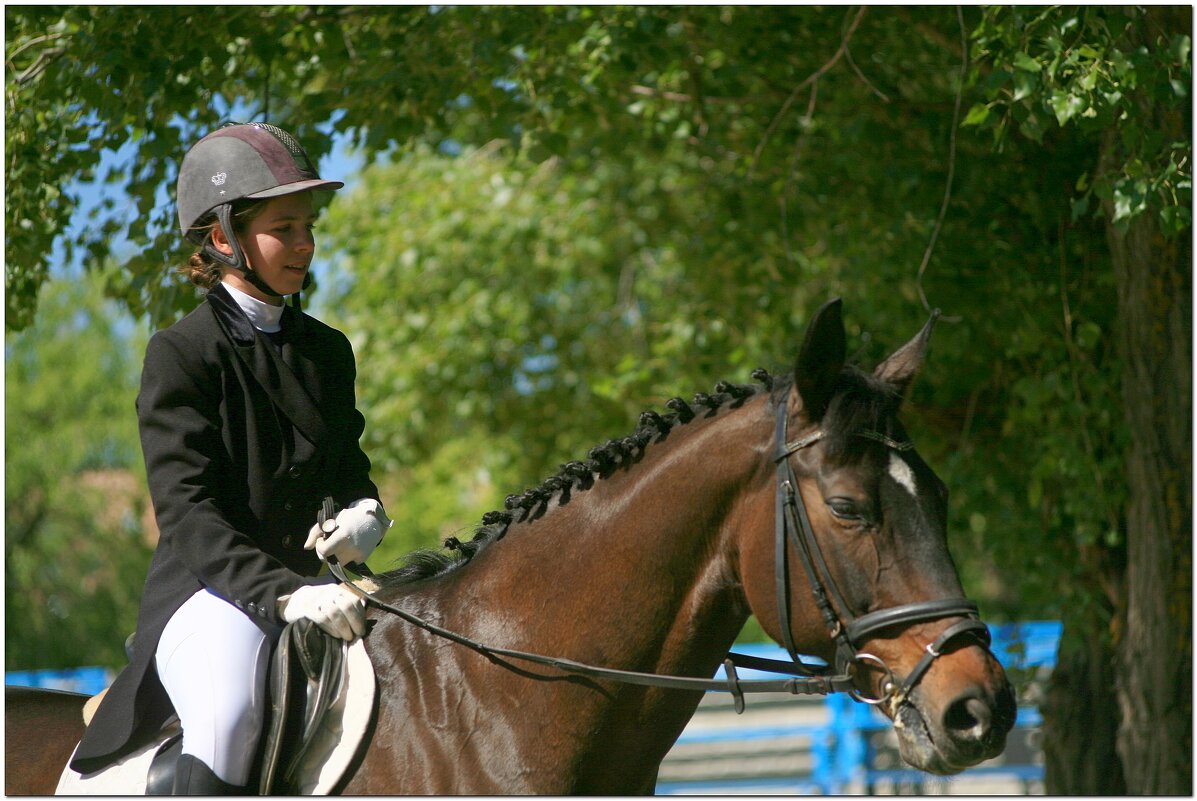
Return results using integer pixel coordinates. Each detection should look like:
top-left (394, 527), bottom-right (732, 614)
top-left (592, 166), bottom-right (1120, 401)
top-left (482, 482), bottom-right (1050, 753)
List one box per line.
top-left (874, 309), bottom-right (940, 394)
top-left (793, 298), bottom-right (846, 421)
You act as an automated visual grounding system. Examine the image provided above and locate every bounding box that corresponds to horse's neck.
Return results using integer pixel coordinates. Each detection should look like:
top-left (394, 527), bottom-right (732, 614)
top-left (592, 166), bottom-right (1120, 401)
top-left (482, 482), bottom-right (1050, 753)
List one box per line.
top-left (446, 397), bottom-right (770, 675)
top-left (360, 398), bottom-right (775, 793)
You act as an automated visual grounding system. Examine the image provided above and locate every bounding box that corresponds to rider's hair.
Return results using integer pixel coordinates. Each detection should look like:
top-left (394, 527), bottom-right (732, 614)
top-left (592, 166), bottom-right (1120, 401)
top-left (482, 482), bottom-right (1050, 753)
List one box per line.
top-left (177, 198), bottom-right (270, 290)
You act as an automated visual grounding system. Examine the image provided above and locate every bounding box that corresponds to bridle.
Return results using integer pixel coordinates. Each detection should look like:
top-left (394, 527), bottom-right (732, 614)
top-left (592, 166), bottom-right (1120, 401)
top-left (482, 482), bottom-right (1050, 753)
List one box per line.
top-left (325, 394), bottom-right (992, 714)
top-left (770, 395), bottom-right (992, 712)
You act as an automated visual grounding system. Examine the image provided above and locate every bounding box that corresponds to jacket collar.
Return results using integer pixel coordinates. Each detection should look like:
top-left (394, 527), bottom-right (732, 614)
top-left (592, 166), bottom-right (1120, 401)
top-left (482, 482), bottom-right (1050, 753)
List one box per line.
top-left (207, 284), bottom-right (327, 446)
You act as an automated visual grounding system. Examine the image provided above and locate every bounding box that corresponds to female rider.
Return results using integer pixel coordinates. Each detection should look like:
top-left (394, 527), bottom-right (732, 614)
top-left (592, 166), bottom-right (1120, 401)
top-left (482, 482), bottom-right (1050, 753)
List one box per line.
top-left (69, 122), bottom-right (391, 794)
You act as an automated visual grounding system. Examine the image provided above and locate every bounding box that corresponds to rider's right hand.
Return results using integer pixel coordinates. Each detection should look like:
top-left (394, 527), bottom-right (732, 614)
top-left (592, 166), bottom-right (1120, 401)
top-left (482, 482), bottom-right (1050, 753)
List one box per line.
top-left (278, 584), bottom-right (366, 641)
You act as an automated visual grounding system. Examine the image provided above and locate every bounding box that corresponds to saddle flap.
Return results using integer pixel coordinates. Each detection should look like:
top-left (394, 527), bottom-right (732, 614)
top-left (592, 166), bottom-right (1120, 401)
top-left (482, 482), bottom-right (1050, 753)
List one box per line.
top-left (260, 620), bottom-right (352, 795)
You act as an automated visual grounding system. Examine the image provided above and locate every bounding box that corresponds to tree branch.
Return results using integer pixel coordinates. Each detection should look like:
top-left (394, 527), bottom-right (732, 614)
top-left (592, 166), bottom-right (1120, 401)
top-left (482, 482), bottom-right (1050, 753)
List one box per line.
top-left (751, 5), bottom-right (868, 172)
top-left (14, 46), bottom-right (66, 86)
top-left (914, 6), bottom-right (967, 322)
top-left (6, 31), bottom-right (67, 65)
top-left (845, 44), bottom-right (890, 102)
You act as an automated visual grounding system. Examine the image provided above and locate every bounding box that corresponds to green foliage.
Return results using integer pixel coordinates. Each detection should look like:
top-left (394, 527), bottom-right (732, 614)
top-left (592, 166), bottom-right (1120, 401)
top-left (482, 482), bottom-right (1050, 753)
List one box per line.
top-left (969, 7), bottom-right (1191, 235)
top-left (5, 269), bottom-right (151, 670)
top-left (4, 8), bottom-right (1188, 675)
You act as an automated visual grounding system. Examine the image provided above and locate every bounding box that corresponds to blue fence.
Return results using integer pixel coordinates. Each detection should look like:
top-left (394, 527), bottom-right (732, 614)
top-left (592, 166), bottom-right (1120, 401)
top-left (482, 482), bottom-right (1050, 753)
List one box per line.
top-left (6, 665), bottom-right (112, 696)
top-left (8, 623), bottom-right (1061, 795)
top-left (658, 621), bottom-right (1062, 795)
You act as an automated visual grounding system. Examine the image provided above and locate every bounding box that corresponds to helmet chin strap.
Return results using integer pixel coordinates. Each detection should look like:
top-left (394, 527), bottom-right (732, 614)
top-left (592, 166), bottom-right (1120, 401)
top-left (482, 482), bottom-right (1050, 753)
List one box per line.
top-left (203, 204), bottom-right (286, 299)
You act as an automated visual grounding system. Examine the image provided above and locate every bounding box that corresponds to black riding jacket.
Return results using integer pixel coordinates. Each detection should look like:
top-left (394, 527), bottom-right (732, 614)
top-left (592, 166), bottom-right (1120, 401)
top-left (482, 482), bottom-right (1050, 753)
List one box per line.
top-left (71, 283), bottom-right (379, 774)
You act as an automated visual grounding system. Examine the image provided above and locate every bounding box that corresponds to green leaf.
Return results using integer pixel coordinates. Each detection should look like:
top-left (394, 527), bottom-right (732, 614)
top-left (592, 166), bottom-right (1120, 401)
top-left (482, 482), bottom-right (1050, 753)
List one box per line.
top-left (1075, 321), bottom-right (1101, 350)
top-left (1049, 90), bottom-right (1085, 125)
top-left (1013, 52), bottom-right (1042, 73)
top-left (962, 103), bottom-right (991, 126)
top-left (1013, 70), bottom-right (1038, 102)
top-left (1170, 34), bottom-right (1191, 67)
top-left (1160, 205), bottom-right (1192, 236)
top-left (1070, 192), bottom-right (1090, 221)
top-left (1112, 178), bottom-right (1148, 223)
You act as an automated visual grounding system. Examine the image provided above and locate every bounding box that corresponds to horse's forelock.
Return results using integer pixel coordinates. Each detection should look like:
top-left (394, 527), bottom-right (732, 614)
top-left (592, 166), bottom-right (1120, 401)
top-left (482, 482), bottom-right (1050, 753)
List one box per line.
top-left (820, 367), bottom-right (904, 461)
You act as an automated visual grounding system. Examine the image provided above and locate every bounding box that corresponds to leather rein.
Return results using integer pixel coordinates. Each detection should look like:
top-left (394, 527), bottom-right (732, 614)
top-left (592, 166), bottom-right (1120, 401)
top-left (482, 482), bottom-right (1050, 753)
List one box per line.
top-left (325, 395), bottom-right (992, 713)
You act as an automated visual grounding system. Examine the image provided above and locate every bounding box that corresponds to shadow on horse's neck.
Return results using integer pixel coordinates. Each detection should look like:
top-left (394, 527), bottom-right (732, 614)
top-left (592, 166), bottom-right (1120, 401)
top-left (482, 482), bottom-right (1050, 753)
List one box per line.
top-left (404, 391), bottom-right (773, 675)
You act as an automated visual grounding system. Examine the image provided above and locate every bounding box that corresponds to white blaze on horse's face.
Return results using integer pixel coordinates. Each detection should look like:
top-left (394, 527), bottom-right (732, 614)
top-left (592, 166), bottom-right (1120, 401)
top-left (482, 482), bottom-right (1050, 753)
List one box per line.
top-left (887, 452), bottom-right (918, 498)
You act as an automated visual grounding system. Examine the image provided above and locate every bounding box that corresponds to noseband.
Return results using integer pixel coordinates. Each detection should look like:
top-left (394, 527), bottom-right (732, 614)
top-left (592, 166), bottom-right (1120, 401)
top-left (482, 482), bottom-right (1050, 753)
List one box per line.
top-left (772, 396), bottom-right (992, 709)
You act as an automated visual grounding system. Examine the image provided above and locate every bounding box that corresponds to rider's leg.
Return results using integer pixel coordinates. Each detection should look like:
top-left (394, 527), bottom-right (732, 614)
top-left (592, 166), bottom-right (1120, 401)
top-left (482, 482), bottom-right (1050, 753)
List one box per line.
top-left (156, 587), bottom-right (281, 792)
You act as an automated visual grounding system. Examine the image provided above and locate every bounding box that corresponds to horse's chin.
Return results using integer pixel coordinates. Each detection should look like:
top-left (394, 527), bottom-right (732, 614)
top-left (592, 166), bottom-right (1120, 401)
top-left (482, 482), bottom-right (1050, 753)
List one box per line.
top-left (890, 701), bottom-right (1004, 776)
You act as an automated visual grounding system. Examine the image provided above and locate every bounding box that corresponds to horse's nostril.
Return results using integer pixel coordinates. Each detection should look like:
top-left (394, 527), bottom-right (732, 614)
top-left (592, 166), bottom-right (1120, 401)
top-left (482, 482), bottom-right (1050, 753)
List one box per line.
top-left (944, 695), bottom-right (992, 742)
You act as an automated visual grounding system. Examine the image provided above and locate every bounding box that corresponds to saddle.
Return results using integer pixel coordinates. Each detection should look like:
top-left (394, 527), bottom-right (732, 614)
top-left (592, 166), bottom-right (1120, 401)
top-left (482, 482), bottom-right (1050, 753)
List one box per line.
top-left (143, 619), bottom-right (347, 795)
top-left (259, 618), bottom-right (345, 794)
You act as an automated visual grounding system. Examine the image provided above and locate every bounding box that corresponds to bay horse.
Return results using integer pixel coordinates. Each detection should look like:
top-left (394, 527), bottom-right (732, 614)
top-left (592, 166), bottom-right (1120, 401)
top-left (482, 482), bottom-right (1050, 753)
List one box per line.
top-left (8, 298), bottom-right (1014, 794)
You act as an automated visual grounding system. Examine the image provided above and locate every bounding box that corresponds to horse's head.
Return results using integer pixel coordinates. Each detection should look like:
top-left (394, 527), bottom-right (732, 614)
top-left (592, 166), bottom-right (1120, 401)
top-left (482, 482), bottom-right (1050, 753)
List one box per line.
top-left (740, 299), bottom-right (1015, 775)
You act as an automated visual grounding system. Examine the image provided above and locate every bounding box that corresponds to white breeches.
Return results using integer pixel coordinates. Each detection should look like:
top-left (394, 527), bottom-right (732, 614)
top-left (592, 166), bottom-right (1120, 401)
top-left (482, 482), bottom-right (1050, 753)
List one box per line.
top-left (155, 588), bottom-right (281, 786)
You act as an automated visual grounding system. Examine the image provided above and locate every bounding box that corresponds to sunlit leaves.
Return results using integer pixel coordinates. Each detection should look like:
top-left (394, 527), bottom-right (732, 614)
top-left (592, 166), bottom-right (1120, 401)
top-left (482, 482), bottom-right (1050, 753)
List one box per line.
top-left (970, 7), bottom-right (1191, 235)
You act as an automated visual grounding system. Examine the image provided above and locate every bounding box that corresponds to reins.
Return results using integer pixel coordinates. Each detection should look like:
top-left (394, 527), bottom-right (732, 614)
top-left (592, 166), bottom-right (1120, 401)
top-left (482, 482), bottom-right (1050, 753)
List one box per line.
top-left (328, 556), bottom-right (855, 714)
top-left (321, 393), bottom-right (992, 714)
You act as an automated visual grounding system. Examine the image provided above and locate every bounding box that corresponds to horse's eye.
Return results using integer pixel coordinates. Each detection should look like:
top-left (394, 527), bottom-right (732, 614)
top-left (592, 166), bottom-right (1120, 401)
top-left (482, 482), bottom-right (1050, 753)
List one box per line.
top-left (827, 498), bottom-right (864, 521)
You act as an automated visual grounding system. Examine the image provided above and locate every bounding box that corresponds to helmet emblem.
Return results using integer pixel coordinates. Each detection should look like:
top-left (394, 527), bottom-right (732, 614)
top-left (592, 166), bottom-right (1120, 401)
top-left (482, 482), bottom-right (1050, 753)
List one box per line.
top-left (211, 172), bottom-right (227, 187)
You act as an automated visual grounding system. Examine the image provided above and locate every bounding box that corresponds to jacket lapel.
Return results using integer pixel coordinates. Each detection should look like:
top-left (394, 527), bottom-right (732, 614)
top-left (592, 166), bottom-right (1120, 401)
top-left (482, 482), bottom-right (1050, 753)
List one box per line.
top-left (208, 285), bottom-right (328, 447)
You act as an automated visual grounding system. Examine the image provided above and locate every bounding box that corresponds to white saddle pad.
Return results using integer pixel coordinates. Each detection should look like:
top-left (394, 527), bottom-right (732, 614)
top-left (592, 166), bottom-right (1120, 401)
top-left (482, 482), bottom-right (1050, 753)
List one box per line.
top-left (55, 638), bottom-right (376, 795)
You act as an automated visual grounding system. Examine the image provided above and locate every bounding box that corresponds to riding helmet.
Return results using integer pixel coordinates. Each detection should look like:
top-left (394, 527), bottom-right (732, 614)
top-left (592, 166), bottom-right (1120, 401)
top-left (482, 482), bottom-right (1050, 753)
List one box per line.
top-left (176, 122), bottom-right (343, 291)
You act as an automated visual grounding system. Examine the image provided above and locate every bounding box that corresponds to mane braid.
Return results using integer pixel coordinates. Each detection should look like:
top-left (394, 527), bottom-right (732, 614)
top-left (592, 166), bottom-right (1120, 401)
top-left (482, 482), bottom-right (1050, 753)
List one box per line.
top-left (374, 369), bottom-right (776, 589)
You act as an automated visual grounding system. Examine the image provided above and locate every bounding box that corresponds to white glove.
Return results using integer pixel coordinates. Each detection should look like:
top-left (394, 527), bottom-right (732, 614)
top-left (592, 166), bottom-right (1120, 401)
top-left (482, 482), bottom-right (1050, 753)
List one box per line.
top-left (278, 583), bottom-right (367, 641)
top-left (304, 498), bottom-right (392, 565)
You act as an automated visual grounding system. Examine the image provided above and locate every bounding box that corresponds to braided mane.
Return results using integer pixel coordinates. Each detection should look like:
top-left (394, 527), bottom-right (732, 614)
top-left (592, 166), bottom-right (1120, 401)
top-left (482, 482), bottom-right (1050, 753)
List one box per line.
top-left (376, 368), bottom-right (777, 588)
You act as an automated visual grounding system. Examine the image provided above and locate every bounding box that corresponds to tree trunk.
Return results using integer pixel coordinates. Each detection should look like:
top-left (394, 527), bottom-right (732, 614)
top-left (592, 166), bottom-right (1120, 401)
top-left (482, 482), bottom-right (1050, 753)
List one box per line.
top-left (1042, 628), bottom-right (1126, 794)
top-left (1098, 18), bottom-right (1193, 783)
top-left (1104, 197), bottom-right (1192, 795)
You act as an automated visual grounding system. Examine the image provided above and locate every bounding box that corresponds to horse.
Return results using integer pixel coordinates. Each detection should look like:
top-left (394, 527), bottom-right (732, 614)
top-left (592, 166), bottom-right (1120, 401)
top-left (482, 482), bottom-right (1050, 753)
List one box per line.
top-left (8, 298), bottom-right (1015, 794)
top-left (5, 686), bottom-right (88, 795)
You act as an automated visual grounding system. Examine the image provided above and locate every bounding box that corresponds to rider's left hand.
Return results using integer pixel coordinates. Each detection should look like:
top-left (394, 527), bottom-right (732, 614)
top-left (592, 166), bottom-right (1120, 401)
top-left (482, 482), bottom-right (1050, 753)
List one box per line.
top-left (304, 499), bottom-right (392, 565)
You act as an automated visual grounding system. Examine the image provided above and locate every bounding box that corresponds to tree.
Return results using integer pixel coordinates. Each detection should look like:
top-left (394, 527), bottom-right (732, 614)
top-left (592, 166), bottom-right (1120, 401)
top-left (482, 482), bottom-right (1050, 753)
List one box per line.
top-left (5, 269), bottom-right (153, 670)
top-left (5, 7), bottom-right (1190, 792)
top-left (971, 8), bottom-right (1191, 792)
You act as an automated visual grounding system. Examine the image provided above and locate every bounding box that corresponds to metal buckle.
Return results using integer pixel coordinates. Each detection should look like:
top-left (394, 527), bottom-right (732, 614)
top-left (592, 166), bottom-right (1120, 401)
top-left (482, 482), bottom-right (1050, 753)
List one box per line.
top-left (846, 652), bottom-right (896, 705)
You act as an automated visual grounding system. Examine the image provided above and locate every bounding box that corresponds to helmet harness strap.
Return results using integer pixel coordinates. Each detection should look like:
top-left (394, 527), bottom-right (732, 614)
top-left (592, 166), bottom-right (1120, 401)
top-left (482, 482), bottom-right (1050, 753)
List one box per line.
top-left (204, 202), bottom-right (311, 308)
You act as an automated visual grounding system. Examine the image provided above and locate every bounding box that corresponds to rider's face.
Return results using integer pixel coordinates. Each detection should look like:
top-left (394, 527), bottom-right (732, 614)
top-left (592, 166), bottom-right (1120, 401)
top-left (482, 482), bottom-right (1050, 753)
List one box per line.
top-left (217, 192), bottom-right (317, 304)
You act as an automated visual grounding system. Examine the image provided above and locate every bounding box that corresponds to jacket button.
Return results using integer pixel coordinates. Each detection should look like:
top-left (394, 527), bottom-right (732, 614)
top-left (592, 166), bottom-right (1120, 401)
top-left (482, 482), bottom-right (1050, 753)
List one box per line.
top-left (284, 501), bottom-right (294, 511)
top-left (288, 465), bottom-right (302, 479)
top-left (282, 535), bottom-right (294, 549)
top-left (247, 601), bottom-right (258, 613)
top-left (234, 600), bottom-right (244, 610)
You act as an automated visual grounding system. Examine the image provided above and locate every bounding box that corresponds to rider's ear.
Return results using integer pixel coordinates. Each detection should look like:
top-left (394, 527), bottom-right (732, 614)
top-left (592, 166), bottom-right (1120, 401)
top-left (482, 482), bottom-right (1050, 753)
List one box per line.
top-left (210, 222), bottom-right (235, 257)
top-left (793, 297), bottom-right (845, 421)
top-left (874, 309), bottom-right (940, 396)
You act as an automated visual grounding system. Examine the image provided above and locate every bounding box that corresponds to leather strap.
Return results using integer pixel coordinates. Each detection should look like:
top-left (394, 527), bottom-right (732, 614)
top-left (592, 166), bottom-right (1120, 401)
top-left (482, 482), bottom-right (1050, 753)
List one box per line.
top-left (318, 393), bottom-right (995, 711)
top-left (891, 617), bottom-right (991, 706)
top-left (847, 598), bottom-right (982, 644)
top-left (327, 557), bottom-right (856, 704)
